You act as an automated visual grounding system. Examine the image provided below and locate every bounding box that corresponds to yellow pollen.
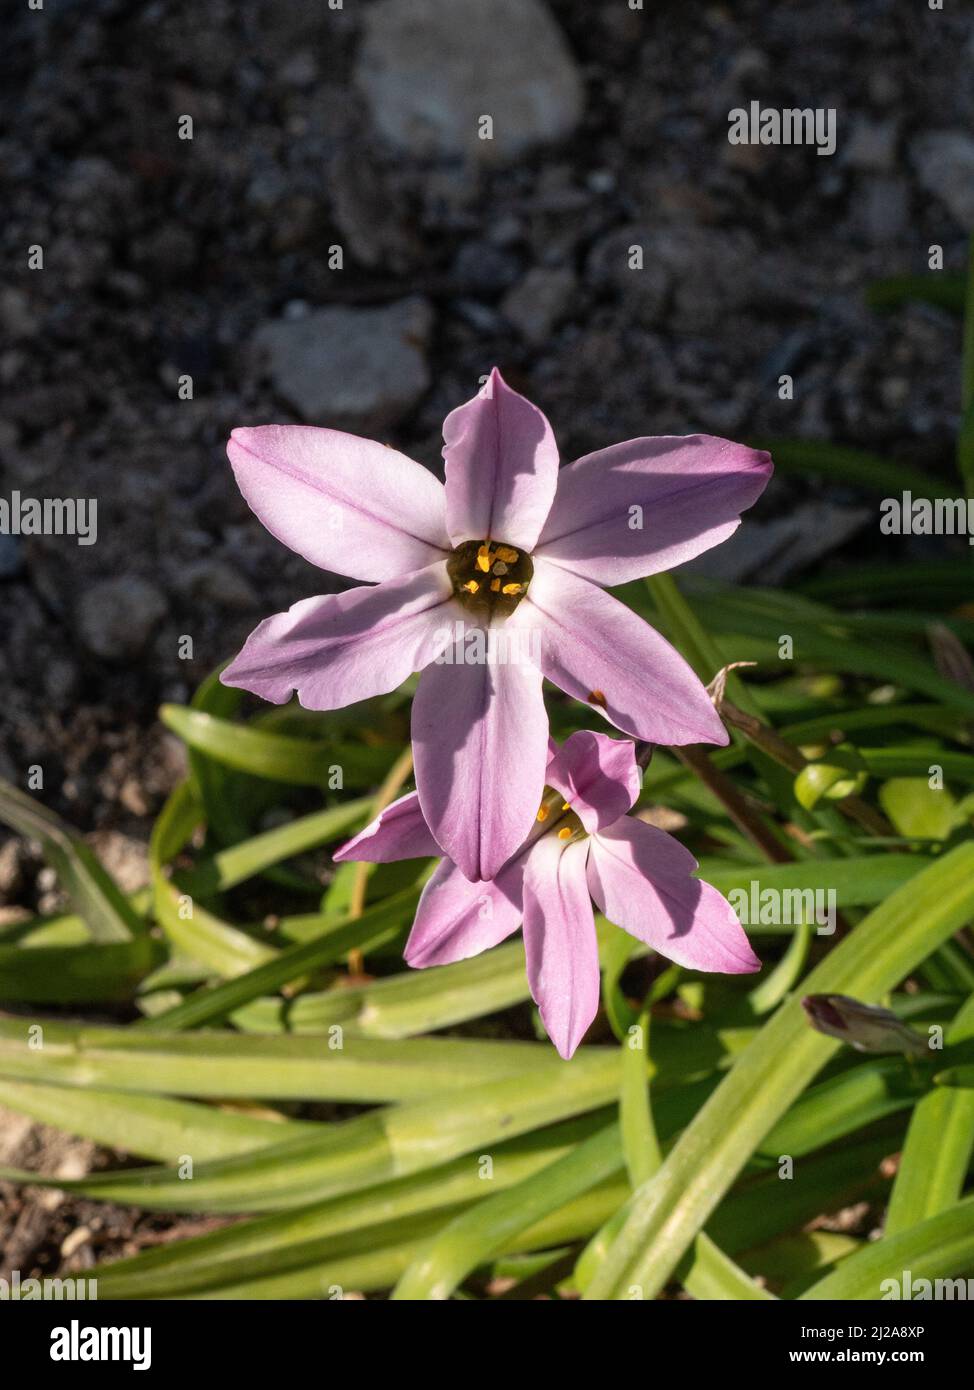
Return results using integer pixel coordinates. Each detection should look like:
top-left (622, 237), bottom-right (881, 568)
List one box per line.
top-left (490, 578), bottom-right (501, 592)
top-left (496, 545), bottom-right (519, 563)
top-left (461, 579), bottom-right (480, 593)
top-left (536, 805), bottom-right (549, 822)
top-left (589, 689), bottom-right (607, 708)
top-left (557, 826), bottom-right (572, 840)
top-left (501, 582), bottom-right (522, 595)
top-left (476, 544), bottom-right (492, 572)
top-left (562, 801), bottom-right (571, 811)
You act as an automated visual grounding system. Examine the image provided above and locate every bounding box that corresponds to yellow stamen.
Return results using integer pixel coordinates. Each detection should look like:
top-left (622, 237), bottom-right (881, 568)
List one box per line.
top-left (490, 578), bottom-right (501, 592)
top-left (536, 805), bottom-right (549, 822)
top-left (496, 545), bottom-right (519, 563)
top-left (501, 582), bottom-right (522, 595)
top-left (462, 579), bottom-right (480, 593)
top-left (589, 689), bottom-right (607, 708)
top-left (476, 544), bottom-right (492, 572)
top-left (557, 826), bottom-right (572, 840)
top-left (562, 801), bottom-right (571, 811)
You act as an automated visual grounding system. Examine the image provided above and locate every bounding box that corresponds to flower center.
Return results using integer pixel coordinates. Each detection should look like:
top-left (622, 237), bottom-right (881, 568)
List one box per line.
top-left (447, 539), bottom-right (534, 621)
top-left (535, 790), bottom-right (587, 844)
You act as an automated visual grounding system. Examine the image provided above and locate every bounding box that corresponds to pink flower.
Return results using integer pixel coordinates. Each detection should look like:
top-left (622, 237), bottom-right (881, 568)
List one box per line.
top-left (222, 369), bottom-right (771, 882)
top-left (335, 731), bottom-right (760, 1059)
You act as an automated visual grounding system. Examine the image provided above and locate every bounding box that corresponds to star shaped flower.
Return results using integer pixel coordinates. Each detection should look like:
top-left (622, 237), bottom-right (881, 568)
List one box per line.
top-left (222, 369), bottom-right (771, 881)
top-left (336, 730), bottom-right (760, 1059)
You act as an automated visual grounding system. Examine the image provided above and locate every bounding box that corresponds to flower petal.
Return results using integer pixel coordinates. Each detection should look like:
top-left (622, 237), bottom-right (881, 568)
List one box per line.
top-left (522, 838), bottom-right (599, 1059)
top-left (334, 792), bottom-right (439, 864)
top-left (229, 425), bottom-right (450, 583)
top-left (535, 435), bottom-right (772, 585)
top-left (222, 563), bottom-right (456, 708)
top-left (412, 633), bottom-right (548, 881)
top-left (525, 559), bottom-right (728, 746)
top-left (545, 730), bottom-right (642, 832)
top-left (404, 856), bottom-right (524, 968)
top-left (442, 367), bottom-right (559, 550)
top-left (588, 819), bottom-right (760, 974)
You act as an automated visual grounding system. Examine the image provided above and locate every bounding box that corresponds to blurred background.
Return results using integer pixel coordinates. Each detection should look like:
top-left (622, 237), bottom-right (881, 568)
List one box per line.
top-left (1, 0), bottom-right (972, 897)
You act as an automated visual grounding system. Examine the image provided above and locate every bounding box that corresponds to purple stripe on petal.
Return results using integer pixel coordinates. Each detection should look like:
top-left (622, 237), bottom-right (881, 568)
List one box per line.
top-left (404, 856), bottom-right (525, 968)
top-left (412, 635), bottom-right (548, 882)
top-left (522, 837), bottom-right (599, 1060)
top-left (535, 435), bottom-right (772, 586)
top-left (442, 368), bottom-right (559, 551)
top-left (229, 425), bottom-right (450, 583)
top-left (334, 792), bottom-right (440, 864)
top-left (588, 820), bottom-right (761, 974)
top-left (526, 559), bottom-right (728, 747)
top-left (221, 562), bottom-right (456, 708)
top-left (545, 730), bottom-right (642, 832)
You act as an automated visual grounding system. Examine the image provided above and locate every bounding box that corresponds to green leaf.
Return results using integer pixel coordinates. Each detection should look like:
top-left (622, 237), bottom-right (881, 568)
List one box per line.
top-left (0, 1050), bottom-right (621, 1214)
top-left (584, 842), bottom-right (974, 1299)
top-left (0, 777), bottom-right (141, 943)
top-left (149, 782), bottom-right (277, 976)
top-left (139, 885), bottom-right (421, 1032)
top-left (885, 991), bottom-right (974, 1235)
top-left (0, 1079), bottom-right (312, 1162)
top-left (160, 705), bottom-right (395, 787)
top-left (234, 936), bottom-right (530, 1039)
top-left (748, 438), bottom-right (957, 499)
top-left (866, 272), bottom-right (966, 315)
top-left (0, 936), bottom-right (164, 1004)
top-left (0, 1014), bottom-right (564, 1103)
top-left (178, 798), bottom-right (373, 897)
top-left (76, 1117), bottom-right (609, 1299)
top-left (390, 1123), bottom-right (623, 1299)
top-left (800, 1195), bottom-right (974, 1299)
top-left (879, 777), bottom-right (959, 840)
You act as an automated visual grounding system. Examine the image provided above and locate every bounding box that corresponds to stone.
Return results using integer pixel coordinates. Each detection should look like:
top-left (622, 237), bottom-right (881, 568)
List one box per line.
top-left (132, 224), bottom-right (199, 281)
top-left (77, 576), bottom-right (168, 662)
top-left (175, 558), bottom-right (258, 611)
top-left (452, 241), bottom-right (522, 296)
top-left (910, 130), bottom-right (974, 230)
top-left (87, 830), bottom-right (150, 891)
top-left (501, 267), bottom-right (575, 346)
top-left (43, 657), bottom-right (80, 707)
top-left (252, 298), bottom-right (433, 431)
top-left (329, 146), bottom-right (421, 273)
top-left (586, 226), bottom-right (670, 324)
top-left (0, 534), bottom-right (24, 579)
top-left (854, 176), bottom-right (910, 246)
top-left (355, 0), bottom-right (584, 161)
top-left (608, 224), bottom-right (760, 333)
top-left (844, 116), bottom-right (899, 173)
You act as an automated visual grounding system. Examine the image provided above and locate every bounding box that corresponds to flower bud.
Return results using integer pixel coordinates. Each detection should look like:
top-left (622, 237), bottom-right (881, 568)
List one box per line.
top-left (801, 993), bottom-right (929, 1057)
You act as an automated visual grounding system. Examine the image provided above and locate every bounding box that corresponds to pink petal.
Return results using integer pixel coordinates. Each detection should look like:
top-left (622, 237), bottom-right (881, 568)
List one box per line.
top-left (545, 730), bottom-right (642, 832)
top-left (535, 435), bottom-right (772, 585)
top-left (228, 425), bottom-right (450, 583)
top-left (522, 838), bottom-right (600, 1059)
top-left (525, 559), bottom-right (728, 746)
top-left (442, 368), bottom-right (559, 551)
top-left (412, 633), bottom-right (548, 881)
top-left (334, 792), bottom-right (439, 864)
top-left (404, 856), bottom-right (525, 968)
top-left (588, 819), bottom-right (761, 974)
top-left (222, 562), bottom-right (456, 708)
